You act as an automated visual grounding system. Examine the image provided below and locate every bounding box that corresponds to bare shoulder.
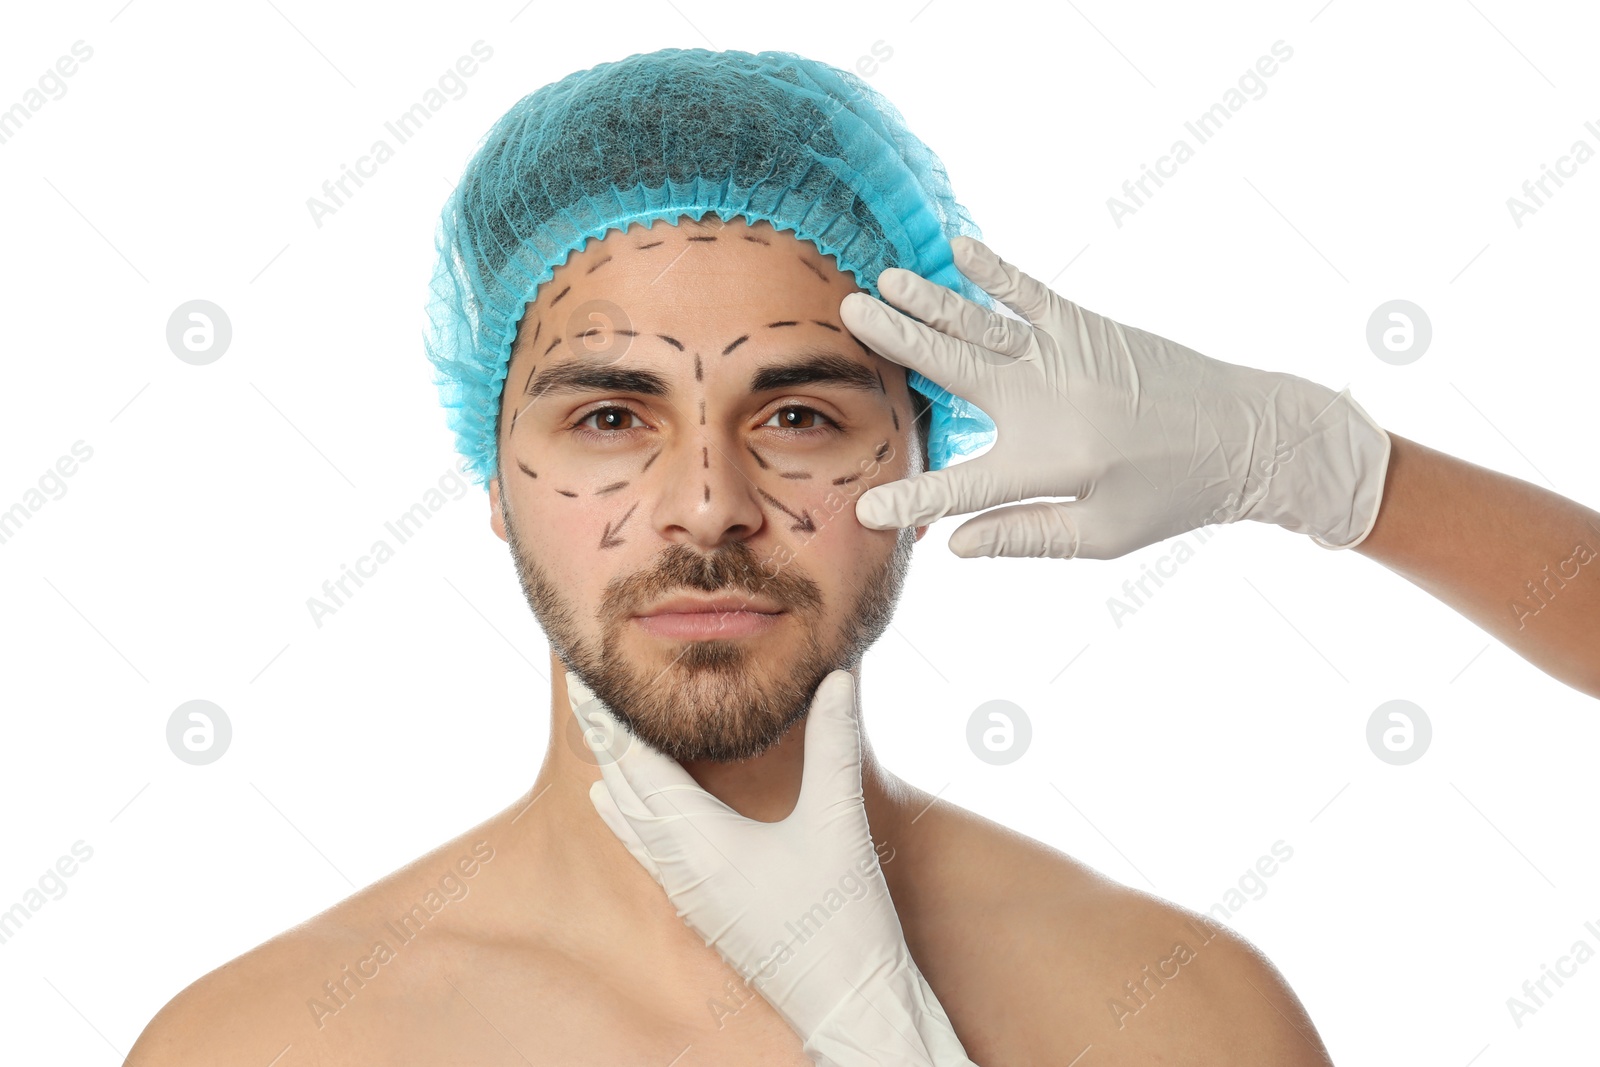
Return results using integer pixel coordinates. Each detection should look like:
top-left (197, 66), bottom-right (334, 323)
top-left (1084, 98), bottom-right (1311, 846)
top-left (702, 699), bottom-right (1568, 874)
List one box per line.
top-left (895, 793), bottom-right (1334, 1067)
top-left (125, 822), bottom-right (513, 1067)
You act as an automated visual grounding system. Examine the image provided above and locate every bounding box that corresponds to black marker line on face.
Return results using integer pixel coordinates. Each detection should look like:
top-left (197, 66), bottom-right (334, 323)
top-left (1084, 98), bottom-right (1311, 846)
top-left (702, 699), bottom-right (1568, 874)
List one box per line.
top-left (596, 481), bottom-right (630, 495)
top-left (811, 320), bottom-right (841, 332)
top-left (522, 359), bottom-right (540, 396)
top-left (694, 354), bottom-right (702, 381)
top-left (659, 334), bottom-right (684, 351)
top-left (599, 501), bottom-right (638, 549)
top-left (549, 285), bottom-right (571, 307)
top-left (688, 235), bottom-right (719, 242)
top-left (756, 487), bottom-right (815, 533)
top-left (642, 448), bottom-right (662, 472)
top-left (557, 489), bottom-right (578, 498)
top-left (796, 257), bottom-right (830, 284)
top-left (745, 444), bottom-right (769, 470)
top-left (853, 337), bottom-right (872, 360)
top-left (542, 335), bottom-right (560, 357)
top-left (874, 441), bottom-right (890, 461)
top-left (638, 240), bottom-right (664, 250)
top-left (702, 446), bottom-right (708, 469)
top-left (874, 368), bottom-right (886, 394)
top-left (743, 235), bottom-right (771, 246)
top-left (699, 399), bottom-right (705, 425)
top-left (585, 255), bottom-right (612, 274)
top-left (780, 471), bottom-right (813, 479)
top-left (703, 483), bottom-right (710, 502)
top-left (891, 406), bottom-right (900, 431)
top-left (767, 320), bottom-right (798, 328)
top-left (518, 460), bottom-right (538, 479)
top-left (722, 335), bottom-right (749, 356)
top-left (832, 474), bottom-right (858, 485)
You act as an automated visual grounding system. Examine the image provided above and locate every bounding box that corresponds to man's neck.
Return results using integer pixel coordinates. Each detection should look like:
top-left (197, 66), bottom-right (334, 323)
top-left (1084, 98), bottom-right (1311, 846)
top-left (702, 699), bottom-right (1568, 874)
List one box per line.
top-left (522, 657), bottom-right (911, 910)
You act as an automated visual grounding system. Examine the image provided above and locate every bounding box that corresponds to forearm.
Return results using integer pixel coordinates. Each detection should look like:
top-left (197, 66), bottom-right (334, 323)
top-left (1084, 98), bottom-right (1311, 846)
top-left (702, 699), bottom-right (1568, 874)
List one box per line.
top-left (1352, 432), bottom-right (1600, 699)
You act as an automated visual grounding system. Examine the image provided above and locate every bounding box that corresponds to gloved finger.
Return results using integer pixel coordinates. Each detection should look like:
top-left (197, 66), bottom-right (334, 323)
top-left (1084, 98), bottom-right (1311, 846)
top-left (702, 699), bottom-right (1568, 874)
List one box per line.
top-left (946, 500), bottom-right (1086, 560)
top-left (950, 235), bottom-right (1065, 326)
top-left (587, 779), bottom-right (667, 889)
top-left (855, 451), bottom-right (1014, 532)
top-left (876, 267), bottom-right (1035, 360)
top-left (839, 291), bottom-right (1000, 414)
top-left (565, 670), bottom-right (733, 822)
top-left (794, 670), bottom-right (866, 817)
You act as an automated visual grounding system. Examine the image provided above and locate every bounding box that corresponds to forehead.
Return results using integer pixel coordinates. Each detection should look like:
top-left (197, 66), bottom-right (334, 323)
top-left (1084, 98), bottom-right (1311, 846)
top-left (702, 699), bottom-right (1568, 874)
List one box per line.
top-left (513, 216), bottom-right (868, 362)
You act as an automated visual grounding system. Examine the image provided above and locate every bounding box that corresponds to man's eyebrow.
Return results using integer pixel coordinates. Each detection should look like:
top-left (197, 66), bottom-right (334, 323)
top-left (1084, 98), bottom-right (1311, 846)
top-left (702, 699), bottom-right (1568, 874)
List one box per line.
top-left (524, 360), bottom-right (670, 400)
top-left (524, 349), bottom-right (884, 401)
top-left (749, 350), bottom-right (883, 394)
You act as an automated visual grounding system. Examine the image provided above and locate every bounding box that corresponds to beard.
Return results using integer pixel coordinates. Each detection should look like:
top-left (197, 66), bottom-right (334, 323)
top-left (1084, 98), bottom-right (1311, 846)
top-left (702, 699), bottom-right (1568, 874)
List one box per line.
top-left (501, 494), bottom-right (915, 763)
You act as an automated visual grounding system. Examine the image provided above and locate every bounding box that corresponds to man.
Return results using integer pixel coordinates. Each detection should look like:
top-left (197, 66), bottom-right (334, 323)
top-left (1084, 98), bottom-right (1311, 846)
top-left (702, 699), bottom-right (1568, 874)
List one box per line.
top-left (126, 212), bottom-right (1334, 1065)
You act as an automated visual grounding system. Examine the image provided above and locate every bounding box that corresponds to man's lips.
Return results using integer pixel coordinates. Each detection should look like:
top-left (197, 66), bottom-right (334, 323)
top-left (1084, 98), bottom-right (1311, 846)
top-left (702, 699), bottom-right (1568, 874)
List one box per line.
top-left (634, 595), bottom-right (786, 617)
top-left (632, 595), bottom-right (787, 640)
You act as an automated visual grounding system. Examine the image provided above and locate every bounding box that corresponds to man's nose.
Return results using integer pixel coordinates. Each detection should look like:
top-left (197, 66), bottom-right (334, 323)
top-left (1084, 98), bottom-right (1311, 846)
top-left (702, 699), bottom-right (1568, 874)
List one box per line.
top-left (647, 432), bottom-right (772, 550)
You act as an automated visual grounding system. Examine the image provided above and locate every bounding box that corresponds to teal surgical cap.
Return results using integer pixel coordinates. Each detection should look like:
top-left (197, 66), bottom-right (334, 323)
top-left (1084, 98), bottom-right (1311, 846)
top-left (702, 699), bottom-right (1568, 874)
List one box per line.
top-left (423, 46), bottom-right (999, 488)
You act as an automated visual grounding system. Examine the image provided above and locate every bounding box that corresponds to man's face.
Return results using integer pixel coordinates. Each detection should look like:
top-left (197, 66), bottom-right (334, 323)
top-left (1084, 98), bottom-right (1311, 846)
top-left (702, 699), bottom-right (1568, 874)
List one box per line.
top-left (488, 215), bottom-right (929, 763)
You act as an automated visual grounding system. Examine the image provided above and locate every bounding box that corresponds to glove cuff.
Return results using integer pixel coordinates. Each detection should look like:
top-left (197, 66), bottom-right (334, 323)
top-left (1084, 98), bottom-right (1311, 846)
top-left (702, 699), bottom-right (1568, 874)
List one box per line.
top-left (1248, 377), bottom-right (1392, 550)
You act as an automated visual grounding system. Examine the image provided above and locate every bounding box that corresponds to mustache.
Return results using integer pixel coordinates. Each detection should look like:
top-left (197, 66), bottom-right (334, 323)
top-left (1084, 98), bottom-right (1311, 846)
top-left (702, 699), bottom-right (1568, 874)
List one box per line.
top-left (604, 539), bottom-right (823, 617)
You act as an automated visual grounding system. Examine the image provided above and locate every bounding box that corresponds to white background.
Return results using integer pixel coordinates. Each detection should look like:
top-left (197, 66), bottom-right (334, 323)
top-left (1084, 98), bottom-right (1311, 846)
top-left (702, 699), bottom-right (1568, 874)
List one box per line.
top-left (2, 0), bottom-right (1597, 1062)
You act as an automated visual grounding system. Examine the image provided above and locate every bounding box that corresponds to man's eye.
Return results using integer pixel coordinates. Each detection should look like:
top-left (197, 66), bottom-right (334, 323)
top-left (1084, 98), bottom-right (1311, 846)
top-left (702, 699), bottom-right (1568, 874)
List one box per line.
top-left (569, 403), bottom-right (841, 441)
top-left (571, 405), bottom-right (645, 438)
top-left (762, 405), bottom-right (840, 434)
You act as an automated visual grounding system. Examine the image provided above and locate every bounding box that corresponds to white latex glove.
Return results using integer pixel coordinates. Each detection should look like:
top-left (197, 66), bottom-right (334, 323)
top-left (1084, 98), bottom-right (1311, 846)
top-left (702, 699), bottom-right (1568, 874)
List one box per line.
top-left (566, 668), bottom-right (978, 1067)
top-left (839, 236), bottom-right (1392, 558)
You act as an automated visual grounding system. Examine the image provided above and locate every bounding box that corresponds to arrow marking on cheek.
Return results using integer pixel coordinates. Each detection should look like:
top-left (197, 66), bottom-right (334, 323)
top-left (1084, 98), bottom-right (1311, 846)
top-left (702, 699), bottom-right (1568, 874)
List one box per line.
top-left (756, 487), bottom-right (815, 533)
top-left (599, 501), bottom-right (639, 550)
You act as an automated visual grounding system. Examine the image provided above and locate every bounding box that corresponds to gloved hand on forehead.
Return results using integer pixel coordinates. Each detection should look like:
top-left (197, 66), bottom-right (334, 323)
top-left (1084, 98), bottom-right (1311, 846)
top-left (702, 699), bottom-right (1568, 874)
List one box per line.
top-left (840, 237), bottom-right (1392, 560)
top-left (568, 668), bottom-right (979, 1067)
